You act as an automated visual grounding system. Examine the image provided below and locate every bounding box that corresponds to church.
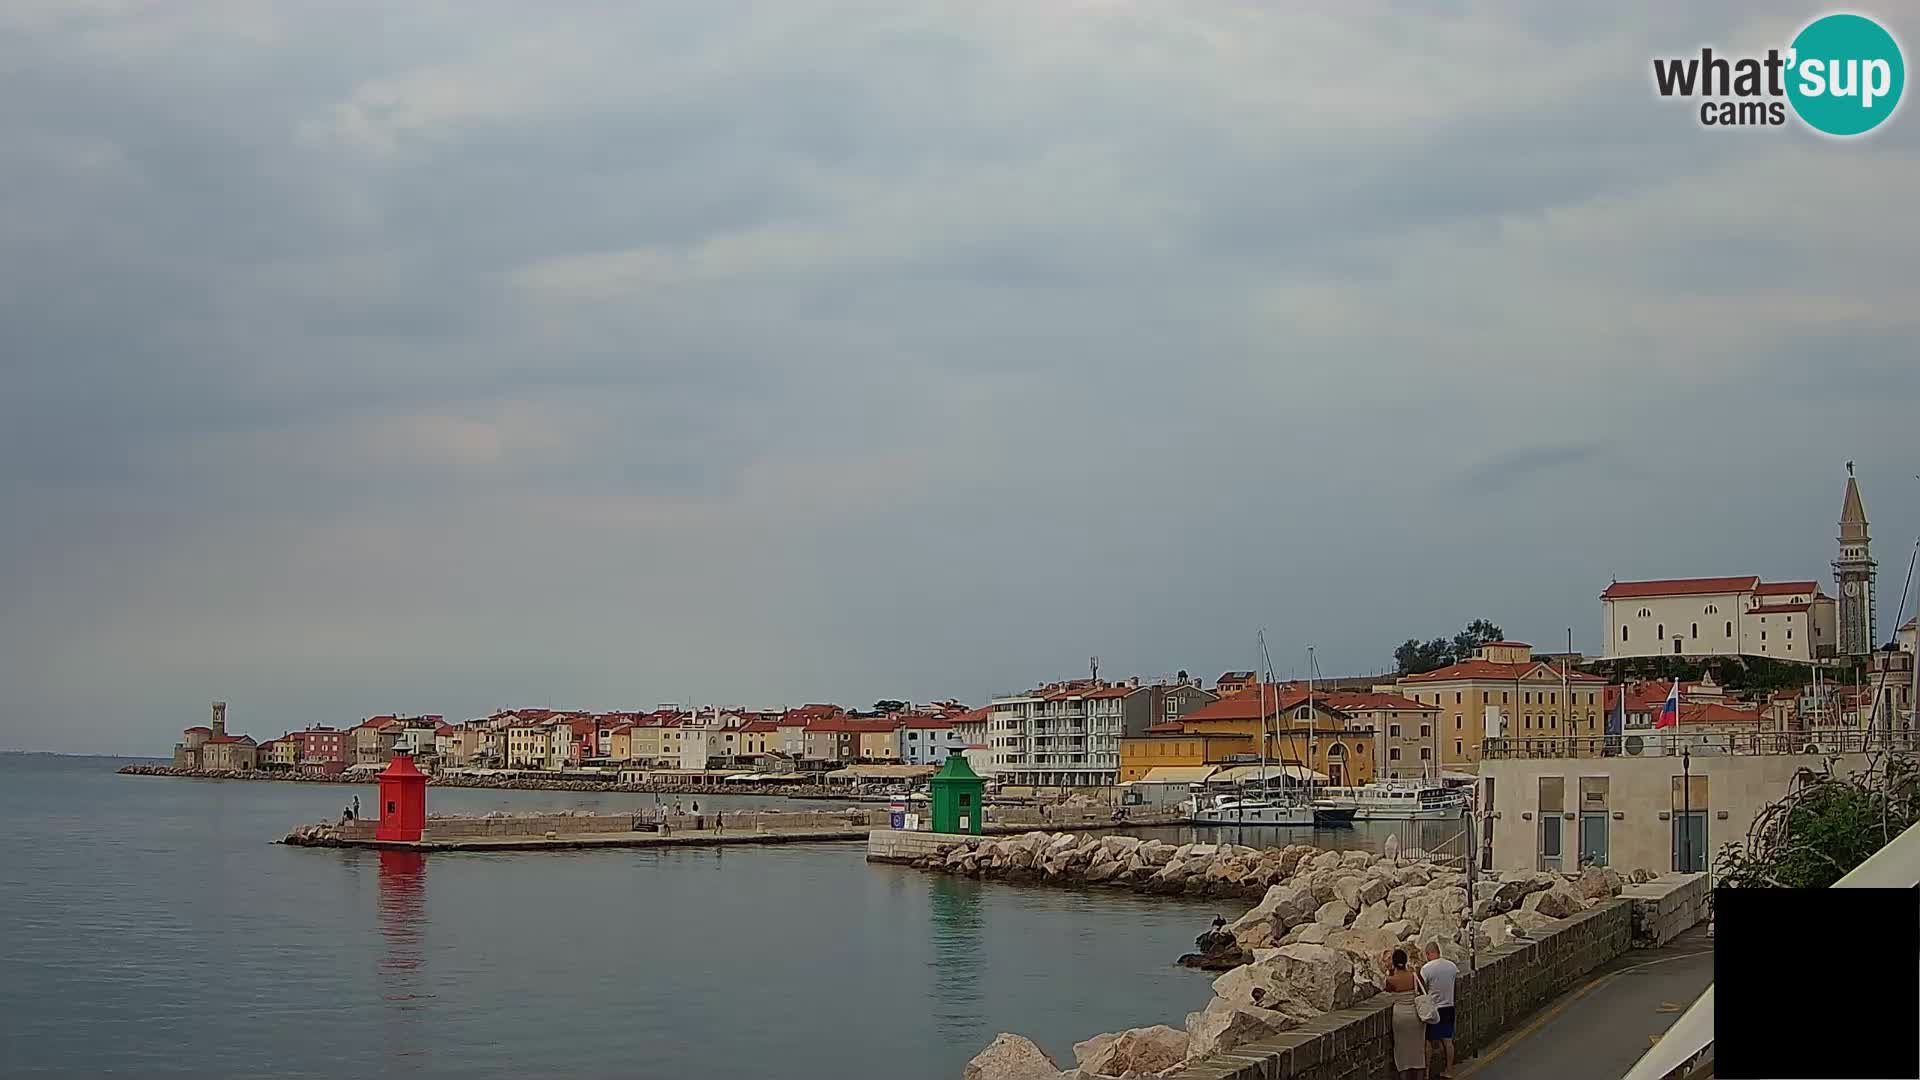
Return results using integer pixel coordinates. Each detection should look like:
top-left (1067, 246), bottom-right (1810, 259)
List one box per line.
top-left (1599, 465), bottom-right (1877, 665)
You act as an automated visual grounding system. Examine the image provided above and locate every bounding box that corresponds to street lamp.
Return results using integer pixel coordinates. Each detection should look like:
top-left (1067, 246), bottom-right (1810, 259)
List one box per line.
top-left (1681, 743), bottom-right (1693, 873)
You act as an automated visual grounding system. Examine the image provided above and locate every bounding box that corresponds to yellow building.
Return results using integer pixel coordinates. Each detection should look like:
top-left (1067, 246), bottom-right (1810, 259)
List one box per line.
top-left (738, 721), bottom-right (778, 756)
top-left (608, 725), bottom-right (633, 762)
top-left (1394, 641), bottom-right (1607, 771)
top-left (1118, 730), bottom-right (1255, 781)
top-left (1137, 688), bottom-right (1379, 786)
top-left (856, 728), bottom-right (900, 761)
top-left (261, 736), bottom-right (298, 770)
top-left (507, 721), bottom-right (551, 769)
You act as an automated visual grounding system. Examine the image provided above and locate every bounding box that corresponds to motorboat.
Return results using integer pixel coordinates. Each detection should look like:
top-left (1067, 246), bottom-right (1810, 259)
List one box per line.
top-left (1186, 788), bottom-right (1315, 827)
top-left (1314, 781), bottom-right (1468, 821)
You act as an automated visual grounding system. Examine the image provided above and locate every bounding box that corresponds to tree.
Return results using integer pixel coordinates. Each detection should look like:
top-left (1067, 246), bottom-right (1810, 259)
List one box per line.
top-left (1716, 757), bottom-right (1918, 889)
top-left (1393, 619), bottom-right (1507, 675)
top-left (873, 699), bottom-right (910, 715)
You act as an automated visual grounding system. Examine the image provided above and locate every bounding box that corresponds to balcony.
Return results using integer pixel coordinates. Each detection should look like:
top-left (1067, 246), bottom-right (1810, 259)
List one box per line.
top-left (1480, 729), bottom-right (1920, 760)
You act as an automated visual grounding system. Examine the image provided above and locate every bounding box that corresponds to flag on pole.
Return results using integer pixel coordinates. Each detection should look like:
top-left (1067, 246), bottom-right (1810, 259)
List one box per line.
top-left (1655, 680), bottom-right (1681, 729)
top-left (1606, 685), bottom-right (1626, 738)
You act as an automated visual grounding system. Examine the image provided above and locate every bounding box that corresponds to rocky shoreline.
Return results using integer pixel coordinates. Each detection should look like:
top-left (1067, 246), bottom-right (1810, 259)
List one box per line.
top-left (115, 763), bottom-right (822, 797)
top-left (916, 831), bottom-right (1649, 1080)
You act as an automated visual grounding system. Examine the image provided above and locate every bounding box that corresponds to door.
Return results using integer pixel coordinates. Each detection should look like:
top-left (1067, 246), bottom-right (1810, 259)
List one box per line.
top-left (1579, 812), bottom-right (1610, 867)
top-left (1672, 813), bottom-right (1707, 872)
top-left (1537, 815), bottom-right (1563, 871)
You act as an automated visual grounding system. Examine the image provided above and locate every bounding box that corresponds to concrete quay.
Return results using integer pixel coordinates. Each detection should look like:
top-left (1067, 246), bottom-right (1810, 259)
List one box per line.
top-left (282, 812), bottom-right (1176, 853)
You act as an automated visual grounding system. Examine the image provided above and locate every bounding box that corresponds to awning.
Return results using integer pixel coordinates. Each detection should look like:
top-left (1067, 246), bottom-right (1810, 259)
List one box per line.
top-left (1208, 764), bottom-right (1328, 785)
top-left (1127, 766), bottom-right (1220, 785)
top-left (824, 764), bottom-right (938, 780)
top-left (1438, 770), bottom-right (1479, 782)
top-left (723, 773), bottom-right (790, 782)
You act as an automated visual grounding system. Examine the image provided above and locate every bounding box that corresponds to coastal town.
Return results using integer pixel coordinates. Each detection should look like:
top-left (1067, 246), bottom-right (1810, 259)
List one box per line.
top-left (135, 468), bottom-right (1918, 877)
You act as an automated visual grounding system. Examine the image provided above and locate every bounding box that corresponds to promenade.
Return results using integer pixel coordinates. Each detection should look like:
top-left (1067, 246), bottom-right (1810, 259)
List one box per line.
top-left (1459, 928), bottom-right (1714, 1080)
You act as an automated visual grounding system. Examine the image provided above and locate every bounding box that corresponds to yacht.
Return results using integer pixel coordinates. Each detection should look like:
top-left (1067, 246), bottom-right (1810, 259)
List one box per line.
top-left (1185, 787), bottom-right (1316, 827)
top-left (1313, 780), bottom-right (1468, 821)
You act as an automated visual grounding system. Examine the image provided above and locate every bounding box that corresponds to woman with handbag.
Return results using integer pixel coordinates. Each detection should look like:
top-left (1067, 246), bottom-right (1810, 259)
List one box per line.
top-left (1381, 948), bottom-right (1429, 1079)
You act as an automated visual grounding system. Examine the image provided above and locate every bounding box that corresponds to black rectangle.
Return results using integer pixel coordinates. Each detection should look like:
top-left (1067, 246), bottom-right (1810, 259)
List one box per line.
top-left (1716, 887), bottom-right (1919, 1079)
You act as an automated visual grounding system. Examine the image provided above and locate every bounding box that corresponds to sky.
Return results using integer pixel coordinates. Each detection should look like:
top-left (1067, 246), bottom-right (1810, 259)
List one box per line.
top-left (3, 1), bottom-right (1918, 754)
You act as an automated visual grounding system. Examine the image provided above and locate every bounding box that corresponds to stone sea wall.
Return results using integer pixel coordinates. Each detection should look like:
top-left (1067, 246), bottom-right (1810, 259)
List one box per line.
top-left (933, 831), bottom-right (1667, 1080)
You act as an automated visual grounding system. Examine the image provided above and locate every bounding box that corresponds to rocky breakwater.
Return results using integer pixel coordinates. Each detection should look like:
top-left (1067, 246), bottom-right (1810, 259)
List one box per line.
top-left (912, 833), bottom-right (1313, 900)
top-left (953, 834), bottom-right (1645, 1080)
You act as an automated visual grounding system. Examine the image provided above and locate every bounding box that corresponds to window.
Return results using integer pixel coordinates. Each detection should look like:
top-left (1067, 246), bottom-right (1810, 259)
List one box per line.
top-left (1524, 692), bottom-right (1531, 705)
top-left (1705, 604), bottom-right (1718, 615)
top-left (1482, 691), bottom-right (1489, 703)
top-left (1639, 607), bottom-right (1652, 618)
top-left (1455, 692), bottom-right (1462, 705)
top-left (1389, 724), bottom-right (1401, 737)
top-left (1296, 706), bottom-right (1312, 720)
top-left (1725, 621), bottom-right (1733, 638)
top-left (1455, 717), bottom-right (1462, 729)
top-left (1420, 747), bottom-right (1432, 760)
top-left (1502, 692), bottom-right (1509, 703)
top-left (1691, 623), bottom-right (1698, 639)
top-left (1454, 740), bottom-right (1463, 756)
top-left (1420, 724), bottom-right (1431, 737)
top-left (1657, 623), bottom-right (1665, 639)
top-left (1389, 748), bottom-right (1401, 761)
top-left (1761, 631), bottom-right (1767, 641)
top-left (1786, 629), bottom-right (1793, 640)
top-left (1538, 776), bottom-right (1565, 871)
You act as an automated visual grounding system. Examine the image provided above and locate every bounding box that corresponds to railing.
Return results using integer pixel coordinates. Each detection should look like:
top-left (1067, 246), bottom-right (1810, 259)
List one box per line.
top-left (1481, 729), bottom-right (1920, 760)
top-left (1620, 810), bottom-right (1920, 1080)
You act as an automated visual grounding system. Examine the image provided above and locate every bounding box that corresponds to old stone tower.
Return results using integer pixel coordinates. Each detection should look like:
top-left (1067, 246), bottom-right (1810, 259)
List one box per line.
top-left (1834, 463), bottom-right (1876, 657)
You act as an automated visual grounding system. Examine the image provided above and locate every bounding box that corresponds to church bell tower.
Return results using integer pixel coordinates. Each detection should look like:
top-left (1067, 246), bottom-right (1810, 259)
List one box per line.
top-left (1834, 463), bottom-right (1877, 657)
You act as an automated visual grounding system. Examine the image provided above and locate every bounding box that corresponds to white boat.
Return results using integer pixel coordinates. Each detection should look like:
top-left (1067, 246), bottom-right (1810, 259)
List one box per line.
top-left (1186, 789), bottom-right (1316, 826)
top-left (1313, 781), bottom-right (1468, 821)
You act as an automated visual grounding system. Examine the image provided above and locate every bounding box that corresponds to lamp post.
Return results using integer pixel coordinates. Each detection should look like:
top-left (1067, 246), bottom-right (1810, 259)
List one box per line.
top-left (1681, 743), bottom-right (1693, 873)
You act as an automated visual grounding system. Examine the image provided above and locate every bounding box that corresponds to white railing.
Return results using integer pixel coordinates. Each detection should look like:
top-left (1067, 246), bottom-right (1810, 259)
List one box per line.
top-left (1619, 815), bottom-right (1920, 1080)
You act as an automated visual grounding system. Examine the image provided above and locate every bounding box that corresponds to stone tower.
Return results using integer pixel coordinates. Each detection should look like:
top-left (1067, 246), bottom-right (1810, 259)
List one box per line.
top-left (211, 700), bottom-right (228, 739)
top-left (1834, 463), bottom-right (1876, 657)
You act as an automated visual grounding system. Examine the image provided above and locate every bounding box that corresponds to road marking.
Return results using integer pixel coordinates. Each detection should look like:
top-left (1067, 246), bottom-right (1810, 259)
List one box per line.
top-left (1453, 950), bottom-right (1712, 1080)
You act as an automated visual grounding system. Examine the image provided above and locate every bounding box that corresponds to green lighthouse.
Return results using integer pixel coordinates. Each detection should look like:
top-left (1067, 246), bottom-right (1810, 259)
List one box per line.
top-left (928, 750), bottom-right (985, 835)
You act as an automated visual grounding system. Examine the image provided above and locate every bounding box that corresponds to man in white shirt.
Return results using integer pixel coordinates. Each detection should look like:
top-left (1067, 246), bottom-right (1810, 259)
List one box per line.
top-left (1422, 941), bottom-right (1461, 1078)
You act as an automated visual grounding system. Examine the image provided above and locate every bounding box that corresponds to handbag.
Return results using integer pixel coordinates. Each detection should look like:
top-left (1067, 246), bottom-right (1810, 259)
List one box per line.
top-left (1412, 972), bottom-right (1440, 1025)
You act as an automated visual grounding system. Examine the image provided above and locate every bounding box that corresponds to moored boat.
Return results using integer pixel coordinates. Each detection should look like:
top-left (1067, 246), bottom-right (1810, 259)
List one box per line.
top-left (1314, 780), bottom-right (1467, 821)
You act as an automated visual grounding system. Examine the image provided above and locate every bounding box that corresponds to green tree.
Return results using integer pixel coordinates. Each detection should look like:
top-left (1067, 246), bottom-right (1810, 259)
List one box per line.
top-left (1716, 758), bottom-right (1918, 889)
top-left (873, 699), bottom-right (910, 715)
top-left (1393, 619), bottom-right (1506, 675)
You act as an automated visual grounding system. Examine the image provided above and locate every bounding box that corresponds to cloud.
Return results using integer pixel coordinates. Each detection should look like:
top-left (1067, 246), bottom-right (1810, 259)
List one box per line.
top-left (2, 0), bottom-right (1918, 752)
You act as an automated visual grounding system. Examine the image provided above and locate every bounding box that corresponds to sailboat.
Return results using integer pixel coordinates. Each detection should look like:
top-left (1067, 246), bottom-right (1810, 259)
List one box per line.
top-left (1303, 646), bottom-right (1357, 827)
top-left (1185, 633), bottom-right (1315, 826)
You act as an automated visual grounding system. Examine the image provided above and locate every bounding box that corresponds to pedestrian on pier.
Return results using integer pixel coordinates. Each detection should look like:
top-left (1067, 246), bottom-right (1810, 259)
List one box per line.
top-left (1381, 948), bottom-right (1426, 1079)
top-left (1421, 942), bottom-right (1459, 1079)
top-left (352, 795), bottom-right (360, 820)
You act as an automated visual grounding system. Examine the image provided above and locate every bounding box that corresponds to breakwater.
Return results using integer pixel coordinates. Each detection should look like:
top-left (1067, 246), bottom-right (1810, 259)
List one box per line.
top-left (873, 830), bottom-right (1696, 1079)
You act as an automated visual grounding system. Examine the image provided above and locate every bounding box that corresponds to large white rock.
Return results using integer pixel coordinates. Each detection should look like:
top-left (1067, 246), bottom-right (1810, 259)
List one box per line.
top-left (1478, 914), bottom-right (1513, 949)
top-left (1267, 942), bottom-right (1356, 1012)
top-left (1310, 849), bottom-right (1344, 871)
top-left (1078, 1025), bottom-right (1189, 1077)
top-left (1521, 884), bottom-right (1586, 919)
top-left (963, 1033), bottom-right (1063, 1080)
top-left (1351, 901), bottom-right (1390, 932)
top-left (1184, 996), bottom-right (1299, 1060)
top-left (1505, 907), bottom-right (1555, 934)
top-left (1436, 887), bottom-right (1468, 916)
top-left (1314, 899), bottom-right (1355, 928)
top-left (1293, 922), bottom-right (1331, 945)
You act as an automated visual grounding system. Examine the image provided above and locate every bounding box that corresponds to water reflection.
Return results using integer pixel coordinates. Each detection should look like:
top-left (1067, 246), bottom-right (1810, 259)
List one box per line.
top-left (376, 850), bottom-right (430, 1070)
top-left (926, 873), bottom-right (985, 1042)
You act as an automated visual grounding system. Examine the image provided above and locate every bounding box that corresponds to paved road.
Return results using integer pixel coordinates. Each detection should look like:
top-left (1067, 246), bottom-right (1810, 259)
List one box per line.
top-left (1458, 929), bottom-right (1714, 1080)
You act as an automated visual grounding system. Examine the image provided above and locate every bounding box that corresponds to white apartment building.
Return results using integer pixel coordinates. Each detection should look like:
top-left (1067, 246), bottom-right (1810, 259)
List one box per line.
top-left (1600, 576), bottom-right (1837, 663)
top-left (989, 681), bottom-right (1144, 788)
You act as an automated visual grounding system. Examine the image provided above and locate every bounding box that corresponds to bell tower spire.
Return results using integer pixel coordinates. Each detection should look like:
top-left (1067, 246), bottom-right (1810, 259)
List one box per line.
top-left (1834, 464), bottom-right (1876, 656)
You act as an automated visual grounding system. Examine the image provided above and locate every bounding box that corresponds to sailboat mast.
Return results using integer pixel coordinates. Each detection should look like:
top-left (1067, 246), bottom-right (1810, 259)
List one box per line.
top-left (1256, 631), bottom-right (1270, 794)
top-left (1307, 646), bottom-right (1317, 794)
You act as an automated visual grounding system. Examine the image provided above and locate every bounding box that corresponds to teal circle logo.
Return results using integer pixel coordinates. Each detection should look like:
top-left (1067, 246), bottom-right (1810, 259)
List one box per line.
top-left (1787, 13), bottom-right (1904, 136)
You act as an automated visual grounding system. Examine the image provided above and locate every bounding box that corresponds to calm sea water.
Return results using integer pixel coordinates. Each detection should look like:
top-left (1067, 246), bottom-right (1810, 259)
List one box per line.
top-left (0, 756), bottom-right (1242, 1079)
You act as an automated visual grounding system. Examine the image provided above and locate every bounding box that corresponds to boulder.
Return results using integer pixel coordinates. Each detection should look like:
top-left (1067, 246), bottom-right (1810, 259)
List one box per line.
top-left (1266, 942), bottom-right (1356, 1012)
top-left (1184, 996), bottom-right (1299, 1060)
top-left (1478, 914), bottom-right (1513, 949)
top-left (1435, 887), bottom-right (1468, 917)
top-left (1084, 858), bottom-right (1124, 884)
top-left (1339, 850), bottom-right (1373, 870)
top-left (1293, 922), bottom-right (1330, 945)
top-left (1505, 907), bottom-right (1555, 934)
top-left (1078, 1025), bottom-right (1189, 1078)
top-left (1314, 899), bottom-right (1355, 928)
top-left (1520, 884), bottom-right (1586, 919)
top-left (1212, 962), bottom-right (1292, 1009)
top-left (1379, 919), bottom-right (1412, 941)
top-left (1310, 849), bottom-right (1344, 871)
top-left (1352, 901), bottom-right (1390, 932)
top-left (1629, 867), bottom-right (1655, 884)
top-left (1324, 927), bottom-right (1398, 973)
top-left (963, 1034), bottom-right (1063, 1080)
top-left (1232, 919), bottom-right (1278, 951)
top-left (1072, 1033), bottom-right (1118, 1070)
top-left (1576, 865), bottom-right (1624, 900)
top-left (1394, 865), bottom-right (1432, 887)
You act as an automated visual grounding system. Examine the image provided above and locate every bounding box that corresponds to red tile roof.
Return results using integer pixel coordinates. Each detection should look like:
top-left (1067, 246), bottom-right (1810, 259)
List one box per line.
top-left (1748, 603), bottom-right (1810, 614)
top-left (1403, 659), bottom-right (1606, 684)
top-left (1321, 691), bottom-right (1438, 713)
top-left (739, 720), bottom-right (782, 733)
top-left (1679, 702), bottom-right (1765, 726)
top-left (184, 726), bottom-right (211, 734)
top-left (1601, 576), bottom-right (1760, 599)
top-left (1754, 580), bottom-right (1818, 596)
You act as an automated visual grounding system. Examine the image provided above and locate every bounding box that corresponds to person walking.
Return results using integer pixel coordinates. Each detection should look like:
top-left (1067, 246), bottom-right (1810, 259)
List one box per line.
top-left (1382, 949), bottom-right (1426, 1079)
top-left (1420, 942), bottom-right (1460, 1079)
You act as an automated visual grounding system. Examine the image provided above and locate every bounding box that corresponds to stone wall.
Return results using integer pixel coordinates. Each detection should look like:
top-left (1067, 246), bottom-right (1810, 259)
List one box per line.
top-left (867, 830), bottom-right (984, 863)
top-left (328, 809), bottom-right (888, 842)
top-left (1621, 872), bottom-right (1710, 948)
top-left (1167, 900), bottom-right (1635, 1080)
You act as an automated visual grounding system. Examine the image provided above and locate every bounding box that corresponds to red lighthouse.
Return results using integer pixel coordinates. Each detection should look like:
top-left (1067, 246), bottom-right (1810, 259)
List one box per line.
top-left (374, 753), bottom-right (428, 842)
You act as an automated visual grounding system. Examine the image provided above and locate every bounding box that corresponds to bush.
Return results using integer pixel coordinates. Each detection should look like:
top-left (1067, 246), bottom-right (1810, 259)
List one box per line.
top-left (1715, 757), bottom-right (1920, 889)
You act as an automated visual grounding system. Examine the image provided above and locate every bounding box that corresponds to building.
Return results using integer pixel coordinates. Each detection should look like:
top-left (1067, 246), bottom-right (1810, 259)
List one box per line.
top-left (856, 723), bottom-right (900, 761)
top-left (351, 716), bottom-right (405, 766)
top-left (1215, 671), bottom-right (1258, 698)
top-left (989, 680), bottom-right (1158, 789)
top-left (1600, 577), bottom-right (1837, 663)
top-left (1320, 691), bottom-right (1443, 781)
top-left (259, 736), bottom-right (297, 771)
top-left (505, 717), bottom-right (552, 768)
top-left (290, 726), bottom-right (348, 772)
top-left (1395, 642), bottom-right (1607, 771)
top-left (1148, 680), bottom-right (1219, 728)
top-left (1118, 728), bottom-right (1255, 782)
top-left (434, 724), bottom-right (471, 768)
top-left (737, 720), bottom-right (779, 757)
top-left (1899, 616), bottom-right (1917, 655)
top-left (898, 716), bottom-right (967, 765)
top-left (172, 702), bottom-right (258, 772)
top-left (1135, 686), bottom-right (1378, 786)
top-left (1479, 731), bottom-right (1902, 874)
top-left (1834, 464), bottom-right (1877, 657)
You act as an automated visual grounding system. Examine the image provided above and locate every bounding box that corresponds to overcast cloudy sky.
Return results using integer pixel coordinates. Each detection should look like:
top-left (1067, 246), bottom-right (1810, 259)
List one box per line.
top-left (4, 1), bottom-right (1917, 753)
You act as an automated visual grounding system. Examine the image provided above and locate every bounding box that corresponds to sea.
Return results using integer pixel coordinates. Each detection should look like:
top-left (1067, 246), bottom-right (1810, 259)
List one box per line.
top-left (0, 755), bottom-right (1462, 1079)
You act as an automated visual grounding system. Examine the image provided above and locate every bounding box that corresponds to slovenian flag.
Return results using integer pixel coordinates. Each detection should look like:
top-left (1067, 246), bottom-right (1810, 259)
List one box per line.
top-left (1655, 680), bottom-right (1680, 729)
